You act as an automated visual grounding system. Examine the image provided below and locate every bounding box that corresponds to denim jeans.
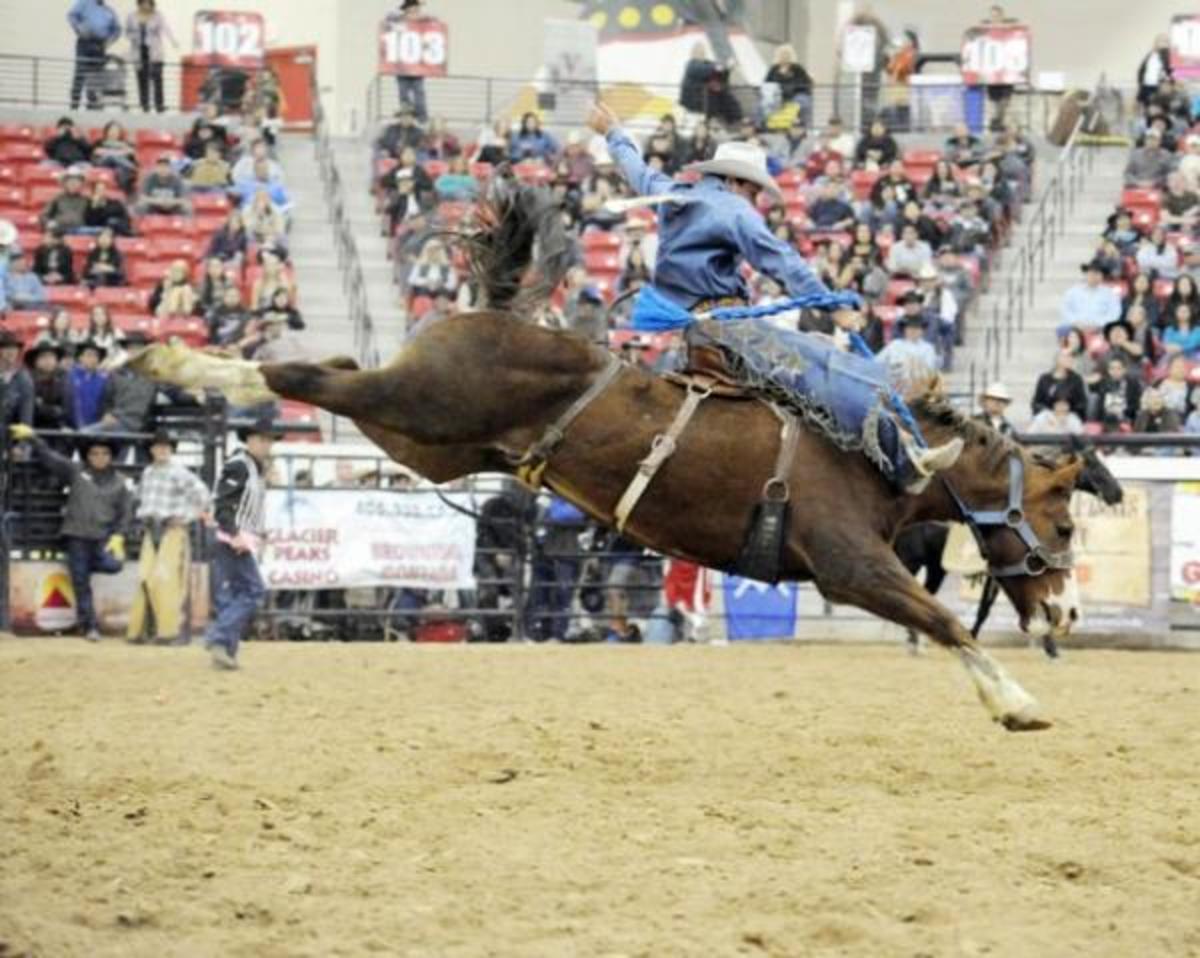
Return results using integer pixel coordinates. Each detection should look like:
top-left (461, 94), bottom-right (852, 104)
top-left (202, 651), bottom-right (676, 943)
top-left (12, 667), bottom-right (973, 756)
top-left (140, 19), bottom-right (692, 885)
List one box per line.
top-left (65, 536), bottom-right (123, 632)
top-left (395, 76), bottom-right (428, 121)
top-left (205, 542), bottom-right (265, 657)
top-left (70, 37), bottom-right (107, 109)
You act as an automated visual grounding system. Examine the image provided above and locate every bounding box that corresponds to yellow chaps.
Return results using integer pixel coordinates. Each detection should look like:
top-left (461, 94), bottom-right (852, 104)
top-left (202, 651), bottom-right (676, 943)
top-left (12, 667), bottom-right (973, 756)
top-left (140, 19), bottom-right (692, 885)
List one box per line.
top-left (127, 525), bottom-right (191, 641)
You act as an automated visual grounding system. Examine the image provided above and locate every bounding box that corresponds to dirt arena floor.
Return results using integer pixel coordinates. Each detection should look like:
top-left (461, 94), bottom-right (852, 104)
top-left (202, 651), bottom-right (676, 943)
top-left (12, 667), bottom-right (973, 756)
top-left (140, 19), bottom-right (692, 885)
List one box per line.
top-left (0, 639), bottom-right (1197, 958)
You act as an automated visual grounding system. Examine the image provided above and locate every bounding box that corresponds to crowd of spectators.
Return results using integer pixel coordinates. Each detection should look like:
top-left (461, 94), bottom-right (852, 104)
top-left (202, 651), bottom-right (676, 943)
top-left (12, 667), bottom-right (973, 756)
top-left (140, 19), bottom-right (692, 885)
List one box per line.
top-left (1027, 52), bottom-right (1200, 446)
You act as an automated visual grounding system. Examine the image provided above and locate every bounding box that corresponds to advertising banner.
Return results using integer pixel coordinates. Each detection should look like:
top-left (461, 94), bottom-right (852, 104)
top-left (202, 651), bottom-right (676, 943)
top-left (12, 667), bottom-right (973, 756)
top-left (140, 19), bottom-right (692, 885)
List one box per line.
top-left (261, 489), bottom-right (476, 591)
top-left (1169, 482), bottom-right (1200, 602)
top-left (379, 17), bottom-right (449, 78)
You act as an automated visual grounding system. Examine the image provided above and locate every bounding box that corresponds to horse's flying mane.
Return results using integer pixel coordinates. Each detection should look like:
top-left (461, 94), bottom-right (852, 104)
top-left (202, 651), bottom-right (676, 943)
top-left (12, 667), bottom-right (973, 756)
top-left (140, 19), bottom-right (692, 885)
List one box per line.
top-left (909, 381), bottom-right (1019, 470)
top-left (449, 173), bottom-right (574, 312)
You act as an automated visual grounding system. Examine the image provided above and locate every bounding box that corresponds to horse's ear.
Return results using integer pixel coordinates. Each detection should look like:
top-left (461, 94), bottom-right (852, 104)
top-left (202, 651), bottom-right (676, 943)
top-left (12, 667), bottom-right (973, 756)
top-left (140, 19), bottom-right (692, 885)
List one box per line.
top-left (1054, 455), bottom-right (1085, 486)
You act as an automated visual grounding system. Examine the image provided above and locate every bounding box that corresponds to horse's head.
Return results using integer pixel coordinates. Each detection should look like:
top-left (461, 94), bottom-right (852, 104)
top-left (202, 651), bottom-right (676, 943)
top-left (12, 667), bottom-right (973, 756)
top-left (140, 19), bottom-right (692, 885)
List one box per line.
top-left (973, 450), bottom-right (1084, 640)
top-left (1068, 434), bottom-right (1124, 505)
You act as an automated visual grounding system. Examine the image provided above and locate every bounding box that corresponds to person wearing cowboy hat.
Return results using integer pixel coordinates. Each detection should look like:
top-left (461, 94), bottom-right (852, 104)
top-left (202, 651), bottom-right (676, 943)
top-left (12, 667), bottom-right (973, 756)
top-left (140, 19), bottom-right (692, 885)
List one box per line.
top-left (9, 423), bottom-right (131, 641)
top-left (25, 340), bottom-right (69, 437)
top-left (975, 382), bottom-right (1015, 436)
top-left (67, 339), bottom-right (109, 428)
top-left (205, 414), bottom-right (282, 670)
top-left (1057, 259), bottom-right (1121, 338)
top-left (86, 329), bottom-right (161, 454)
top-left (0, 330), bottom-right (34, 431)
top-left (128, 428), bottom-right (210, 646)
top-left (3, 251), bottom-right (48, 310)
top-left (40, 166), bottom-right (90, 233)
top-left (586, 100), bottom-right (964, 490)
top-left (916, 261), bottom-right (958, 371)
top-left (876, 293), bottom-right (939, 392)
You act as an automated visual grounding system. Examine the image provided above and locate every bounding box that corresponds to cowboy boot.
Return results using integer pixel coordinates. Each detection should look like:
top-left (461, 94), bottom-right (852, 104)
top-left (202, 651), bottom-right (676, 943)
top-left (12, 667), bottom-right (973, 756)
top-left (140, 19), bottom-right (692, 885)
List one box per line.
top-left (902, 436), bottom-right (964, 494)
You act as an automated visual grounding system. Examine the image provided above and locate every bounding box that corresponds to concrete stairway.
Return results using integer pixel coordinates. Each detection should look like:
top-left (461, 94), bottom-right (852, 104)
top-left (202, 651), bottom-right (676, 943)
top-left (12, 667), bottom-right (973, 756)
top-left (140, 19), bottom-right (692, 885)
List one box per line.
top-left (949, 145), bottom-right (1130, 423)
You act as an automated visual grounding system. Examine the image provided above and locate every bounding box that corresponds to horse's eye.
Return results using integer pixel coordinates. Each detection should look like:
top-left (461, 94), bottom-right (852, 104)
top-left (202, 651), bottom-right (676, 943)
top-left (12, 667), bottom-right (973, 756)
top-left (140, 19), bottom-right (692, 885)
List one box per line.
top-left (1056, 522), bottom-right (1075, 539)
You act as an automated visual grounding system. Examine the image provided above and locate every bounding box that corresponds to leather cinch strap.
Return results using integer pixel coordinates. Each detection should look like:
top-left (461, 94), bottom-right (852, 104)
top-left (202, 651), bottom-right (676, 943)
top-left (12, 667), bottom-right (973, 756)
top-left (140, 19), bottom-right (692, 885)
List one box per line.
top-left (613, 379), bottom-right (713, 532)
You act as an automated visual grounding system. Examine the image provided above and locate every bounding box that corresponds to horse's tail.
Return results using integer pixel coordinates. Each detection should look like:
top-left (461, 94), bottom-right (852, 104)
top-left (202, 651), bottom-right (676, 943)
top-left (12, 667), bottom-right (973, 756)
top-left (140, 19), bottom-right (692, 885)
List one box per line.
top-left (455, 172), bottom-right (573, 311)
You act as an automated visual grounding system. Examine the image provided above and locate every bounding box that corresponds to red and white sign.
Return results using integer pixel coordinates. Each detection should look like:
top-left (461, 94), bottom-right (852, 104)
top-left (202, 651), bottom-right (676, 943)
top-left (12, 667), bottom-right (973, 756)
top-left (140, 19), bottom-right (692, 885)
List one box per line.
top-left (1169, 14), bottom-right (1200, 79)
top-left (379, 17), bottom-right (449, 77)
top-left (1170, 482), bottom-right (1200, 602)
top-left (192, 10), bottom-right (265, 68)
top-left (960, 25), bottom-right (1031, 86)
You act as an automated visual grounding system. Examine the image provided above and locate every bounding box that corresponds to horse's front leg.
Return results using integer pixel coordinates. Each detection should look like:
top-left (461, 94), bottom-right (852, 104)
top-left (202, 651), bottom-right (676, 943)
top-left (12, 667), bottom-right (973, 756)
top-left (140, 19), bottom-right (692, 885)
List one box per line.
top-left (811, 543), bottom-right (1049, 731)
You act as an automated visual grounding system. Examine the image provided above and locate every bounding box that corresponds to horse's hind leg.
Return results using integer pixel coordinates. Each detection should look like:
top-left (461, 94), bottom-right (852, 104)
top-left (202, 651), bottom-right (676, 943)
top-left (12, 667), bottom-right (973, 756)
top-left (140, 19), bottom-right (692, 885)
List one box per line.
top-left (812, 545), bottom-right (1049, 731)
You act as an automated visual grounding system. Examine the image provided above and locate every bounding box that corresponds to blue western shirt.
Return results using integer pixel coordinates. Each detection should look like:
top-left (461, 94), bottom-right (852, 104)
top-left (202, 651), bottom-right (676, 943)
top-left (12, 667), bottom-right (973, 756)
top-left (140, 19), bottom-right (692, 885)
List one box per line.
top-left (605, 128), bottom-right (830, 309)
top-left (68, 0), bottom-right (121, 42)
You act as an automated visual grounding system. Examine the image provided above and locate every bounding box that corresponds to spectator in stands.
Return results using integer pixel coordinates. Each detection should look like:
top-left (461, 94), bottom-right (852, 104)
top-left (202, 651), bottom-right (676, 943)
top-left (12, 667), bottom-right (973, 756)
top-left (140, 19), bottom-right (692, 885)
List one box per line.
top-left (235, 160), bottom-right (293, 216)
top-left (1159, 354), bottom-right (1197, 418)
top-left (1178, 135), bottom-right (1200, 194)
top-left (618, 245), bottom-right (652, 296)
top-left (13, 424), bottom-right (129, 641)
top-left (126, 0), bottom-right (176, 113)
top-left (1028, 396), bottom-right (1084, 435)
top-left (509, 112), bottom-right (558, 164)
top-left (975, 382), bottom-right (1015, 436)
top-left (196, 256), bottom-right (233, 316)
top-left (207, 208), bottom-right (249, 263)
top-left (1164, 275), bottom-right (1199, 329)
top-left (1133, 387), bottom-right (1182, 444)
top-left (1033, 348), bottom-right (1088, 421)
top-left (91, 120), bottom-right (138, 193)
top-left (1124, 129), bottom-right (1173, 188)
top-left (230, 139), bottom-right (282, 185)
top-left (1088, 237), bottom-right (1123, 280)
top-left (808, 180), bottom-right (855, 230)
top-left (138, 155), bottom-right (191, 216)
top-left (407, 237), bottom-right (458, 300)
top-left (774, 116), bottom-right (808, 168)
top-left (255, 285), bottom-right (304, 331)
top-left (763, 44), bottom-right (814, 128)
top-left (1104, 208), bottom-right (1141, 257)
top-left (150, 260), bottom-right (198, 317)
top-left (870, 160), bottom-right (917, 208)
top-left (876, 299), bottom-right (938, 390)
top-left (1100, 317), bottom-right (1144, 369)
top-left (917, 263), bottom-right (957, 369)
top-left (378, 106), bottom-right (425, 161)
top-left (859, 180), bottom-right (899, 232)
top-left (84, 179), bottom-right (133, 235)
top-left (183, 118), bottom-right (226, 162)
top-left (250, 250), bottom-right (295, 310)
top-left (1162, 172), bottom-right (1199, 228)
top-left (558, 130), bottom-right (596, 186)
top-left (566, 286), bottom-right (606, 344)
top-left (244, 190), bottom-right (287, 249)
top-left (188, 140), bottom-right (232, 191)
top-left (898, 198), bottom-right (942, 249)
top-left (37, 309), bottom-right (77, 354)
top-left (885, 223), bottom-right (933, 277)
top-left (32, 226), bottom-right (76, 286)
top-left (68, 340), bottom-right (108, 427)
top-left (45, 117), bottom-right (93, 167)
top-left (1058, 260), bottom-right (1121, 336)
top-left (86, 330), bottom-right (159, 443)
top-left (1136, 225), bottom-right (1180, 279)
top-left (386, 169), bottom-right (428, 236)
top-left (42, 168), bottom-right (90, 232)
top-left (923, 159), bottom-right (964, 204)
top-left (26, 341), bottom-right (68, 436)
top-left (85, 304), bottom-right (123, 356)
top-left (433, 154), bottom-right (479, 202)
top-left (1135, 107), bottom-right (1179, 152)
top-left (67, 0), bottom-right (121, 111)
top-left (469, 116), bottom-right (511, 167)
top-left (679, 41), bottom-right (740, 125)
top-left (1126, 303), bottom-right (1159, 365)
top-left (1164, 303), bottom-right (1200, 359)
top-left (944, 122), bottom-right (983, 167)
top-left (683, 119), bottom-right (718, 166)
top-left (0, 332), bottom-right (34, 427)
top-left (419, 116), bottom-right (461, 161)
top-left (1137, 34), bottom-right (1173, 107)
top-left (1151, 77), bottom-right (1192, 126)
top-left (853, 118), bottom-right (898, 169)
top-left (935, 247), bottom-right (973, 314)
top-left (384, 0), bottom-right (429, 120)
top-left (3, 254), bottom-right (48, 310)
top-left (1091, 355), bottom-right (1142, 431)
top-left (208, 285), bottom-right (250, 344)
top-left (1123, 271), bottom-right (1159, 328)
top-left (82, 226), bottom-right (124, 287)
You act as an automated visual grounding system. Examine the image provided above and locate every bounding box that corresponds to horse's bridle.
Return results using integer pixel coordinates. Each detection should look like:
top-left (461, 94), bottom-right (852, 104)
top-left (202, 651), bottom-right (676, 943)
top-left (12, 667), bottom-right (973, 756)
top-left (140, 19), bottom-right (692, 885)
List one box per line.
top-left (941, 453), bottom-right (1074, 579)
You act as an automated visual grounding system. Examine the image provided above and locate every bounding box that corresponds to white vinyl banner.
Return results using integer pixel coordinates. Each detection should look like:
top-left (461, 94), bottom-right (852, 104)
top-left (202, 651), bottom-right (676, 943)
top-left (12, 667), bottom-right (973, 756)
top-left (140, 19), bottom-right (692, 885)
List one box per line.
top-left (1169, 482), bottom-right (1200, 602)
top-left (261, 489), bottom-right (476, 591)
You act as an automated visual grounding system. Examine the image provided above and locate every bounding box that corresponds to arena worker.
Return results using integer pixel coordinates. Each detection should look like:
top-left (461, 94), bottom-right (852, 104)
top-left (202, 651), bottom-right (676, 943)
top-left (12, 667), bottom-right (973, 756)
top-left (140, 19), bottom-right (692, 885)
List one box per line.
top-left (127, 428), bottom-right (211, 646)
top-left (205, 415), bottom-right (281, 670)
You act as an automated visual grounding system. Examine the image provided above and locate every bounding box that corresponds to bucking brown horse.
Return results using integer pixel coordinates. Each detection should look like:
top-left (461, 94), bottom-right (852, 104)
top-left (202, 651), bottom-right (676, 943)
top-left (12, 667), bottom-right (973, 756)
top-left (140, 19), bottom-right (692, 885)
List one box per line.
top-left (130, 185), bottom-right (1083, 731)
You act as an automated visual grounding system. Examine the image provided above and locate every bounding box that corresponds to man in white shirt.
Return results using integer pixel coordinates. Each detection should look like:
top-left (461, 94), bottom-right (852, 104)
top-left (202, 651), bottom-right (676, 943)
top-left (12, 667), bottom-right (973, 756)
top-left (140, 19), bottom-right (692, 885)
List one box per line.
top-left (886, 224), bottom-right (934, 277)
top-left (877, 297), bottom-right (939, 391)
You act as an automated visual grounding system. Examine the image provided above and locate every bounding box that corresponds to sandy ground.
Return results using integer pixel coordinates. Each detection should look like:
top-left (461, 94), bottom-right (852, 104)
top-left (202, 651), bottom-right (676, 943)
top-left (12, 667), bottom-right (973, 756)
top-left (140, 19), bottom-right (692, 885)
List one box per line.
top-left (0, 639), bottom-right (1197, 958)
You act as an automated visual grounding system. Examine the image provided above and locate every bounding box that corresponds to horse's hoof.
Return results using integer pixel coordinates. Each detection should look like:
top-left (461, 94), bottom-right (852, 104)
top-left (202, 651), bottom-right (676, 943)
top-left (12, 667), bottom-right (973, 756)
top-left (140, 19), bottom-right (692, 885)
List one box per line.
top-left (1000, 712), bottom-right (1053, 732)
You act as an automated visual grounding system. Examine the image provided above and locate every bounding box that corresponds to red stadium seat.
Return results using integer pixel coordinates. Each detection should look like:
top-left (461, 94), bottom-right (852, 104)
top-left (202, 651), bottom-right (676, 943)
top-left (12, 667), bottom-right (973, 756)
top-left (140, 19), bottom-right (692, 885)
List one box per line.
top-left (1120, 187), bottom-right (1161, 209)
top-left (278, 400), bottom-right (322, 443)
top-left (19, 164), bottom-right (60, 189)
top-left (4, 310), bottom-right (50, 343)
top-left (0, 185), bottom-right (25, 208)
top-left (423, 159), bottom-right (449, 178)
top-left (134, 129), bottom-right (180, 150)
top-left (115, 236), bottom-right (150, 258)
top-left (408, 294), bottom-right (433, 317)
top-left (884, 278), bottom-right (916, 305)
top-left (130, 259), bottom-right (165, 289)
top-left (0, 208), bottom-right (38, 231)
top-left (136, 215), bottom-right (195, 238)
top-left (775, 168), bottom-right (804, 190)
top-left (94, 286), bottom-right (150, 310)
top-left (0, 124), bottom-right (37, 144)
top-left (46, 285), bottom-right (89, 307)
top-left (191, 192), bottom-right (231, 216)
top-left (849, 169), bottom-right (880, 200)
top-left (581, 230), bottom-right (620, 251)
top-left (158, 315), bottom-right (208, 347)
top-left (0, 142), bottom-right (43, 165)
top-left (513, 161), bottom-right (552, 185)
top-left (591, 274), bottom-right (616, 302)
top-left (468, 161), bottom-right (494, 181)
top-left (146, 237), bottom-right (200, 264)
top-left (1131, 207), bottom-right (1159, 230)
top-left (903, 148), bottom-right (941, 168)
top-left (1082, 422), bottom-right (1104, 437)
top-left (193, 214), bottom-right (226, 239)
top-left (26, 184), bottom-right (59, 209)
top-left (113, 312), bottom-right (157, 336)
top-left (583, 248), bottom-right (621, 272)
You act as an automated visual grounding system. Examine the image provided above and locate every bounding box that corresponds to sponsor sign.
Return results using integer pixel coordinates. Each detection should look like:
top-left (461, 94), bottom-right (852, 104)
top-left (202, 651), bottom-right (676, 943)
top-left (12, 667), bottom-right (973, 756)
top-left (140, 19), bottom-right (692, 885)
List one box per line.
top-left (379, 17), bottom-right (449, 78)
top-left (961, 25), bottom-right (1031, 86)
top-left (193, 10), bottom-right (266, 68)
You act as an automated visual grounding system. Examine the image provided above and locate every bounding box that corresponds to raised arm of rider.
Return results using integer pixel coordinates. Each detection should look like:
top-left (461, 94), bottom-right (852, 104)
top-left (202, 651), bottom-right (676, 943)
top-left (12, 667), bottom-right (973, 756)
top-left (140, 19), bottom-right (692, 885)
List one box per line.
top-left (29, 433), bottom-right (81, 484)
top-left (732, 207), bottom-right (832, 301)
top-left (605, 128), bottom-right (676, 197)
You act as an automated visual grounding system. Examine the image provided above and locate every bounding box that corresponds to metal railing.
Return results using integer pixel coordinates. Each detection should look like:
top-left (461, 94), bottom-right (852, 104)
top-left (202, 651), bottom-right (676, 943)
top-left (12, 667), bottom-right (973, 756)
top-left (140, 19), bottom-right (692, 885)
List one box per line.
top-left (0, 51), bottom-right (276, 115)
top-left (967, 94), bottom-right (1103, 399)
top-left (311, 68), bottom-right (379, 380)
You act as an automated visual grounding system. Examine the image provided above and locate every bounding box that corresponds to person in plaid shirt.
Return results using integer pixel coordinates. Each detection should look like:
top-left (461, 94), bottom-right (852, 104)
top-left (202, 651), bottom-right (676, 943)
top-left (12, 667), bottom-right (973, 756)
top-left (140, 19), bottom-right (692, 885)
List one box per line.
top-left (127, 429), bottom-right (210, 646)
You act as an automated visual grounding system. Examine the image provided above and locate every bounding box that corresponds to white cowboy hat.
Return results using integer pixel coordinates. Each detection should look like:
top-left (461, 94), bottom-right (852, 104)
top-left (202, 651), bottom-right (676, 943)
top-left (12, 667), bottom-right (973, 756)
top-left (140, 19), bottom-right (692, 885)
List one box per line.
top-left (0, 219), bottom-right (16, 247)
top-left (980, 381), bottom-right (1013, 403)
top-left (684, 141), bottom-right (782, 201)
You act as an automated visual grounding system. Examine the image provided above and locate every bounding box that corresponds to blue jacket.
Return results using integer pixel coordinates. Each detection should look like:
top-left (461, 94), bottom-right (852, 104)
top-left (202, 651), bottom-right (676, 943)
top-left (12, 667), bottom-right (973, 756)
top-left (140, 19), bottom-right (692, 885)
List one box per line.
top-left (68, 366), bottom-right (108, 428)
top-left (68, 0), bottom-right (121, 42)
top-left (605, 128), bottom-right (829, 309)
